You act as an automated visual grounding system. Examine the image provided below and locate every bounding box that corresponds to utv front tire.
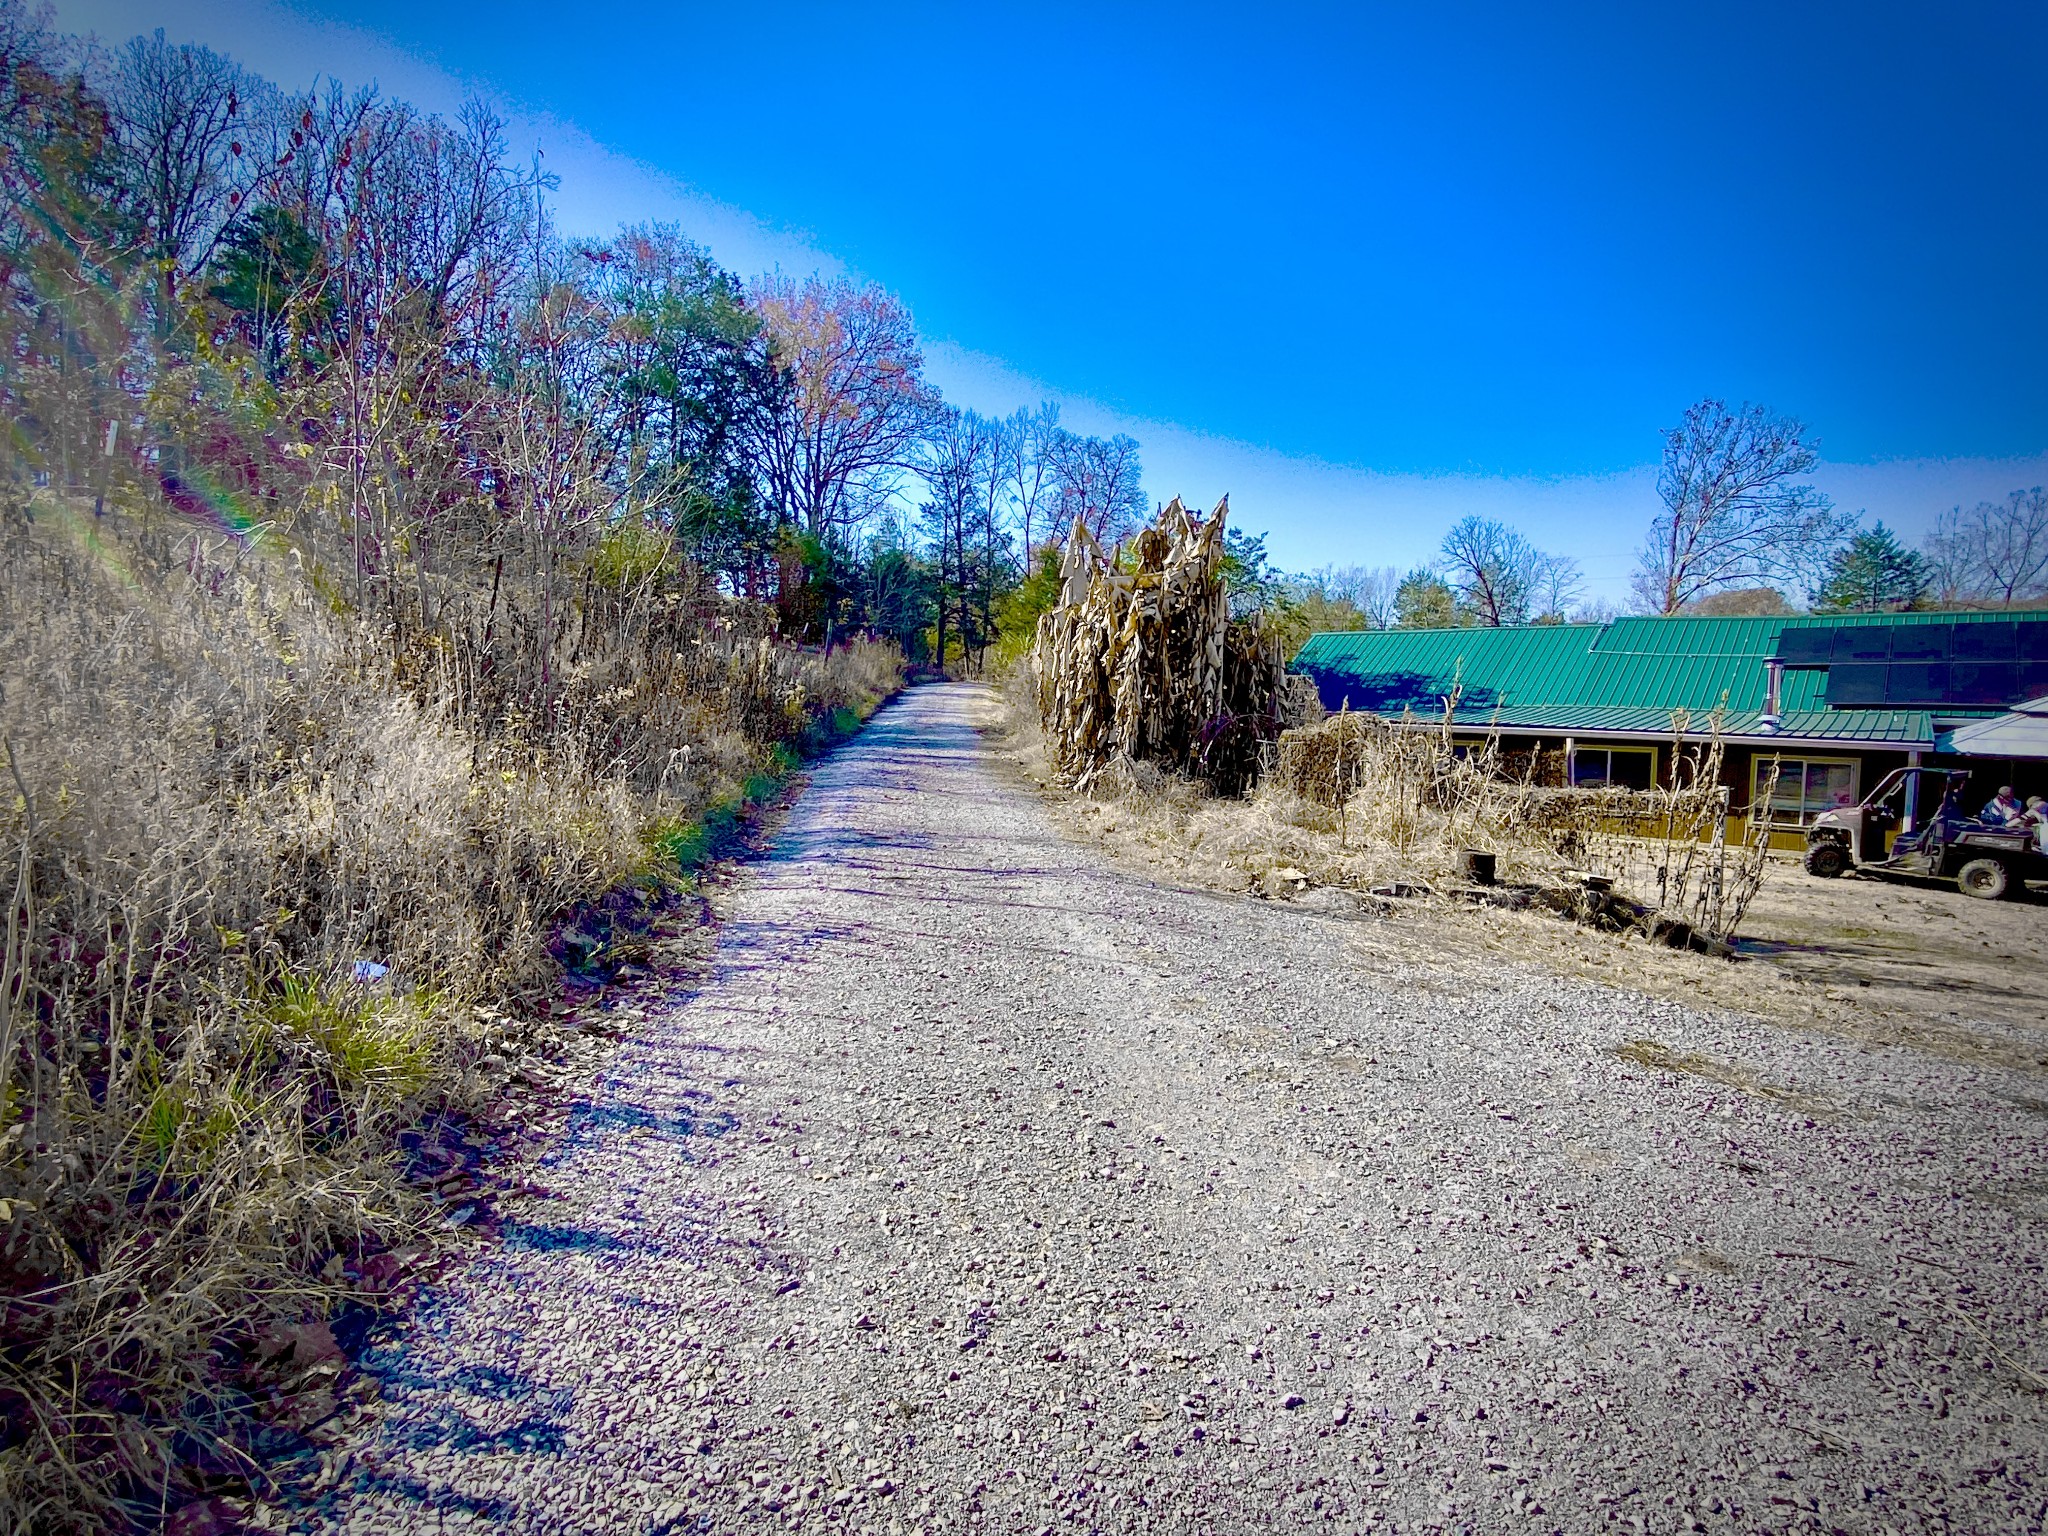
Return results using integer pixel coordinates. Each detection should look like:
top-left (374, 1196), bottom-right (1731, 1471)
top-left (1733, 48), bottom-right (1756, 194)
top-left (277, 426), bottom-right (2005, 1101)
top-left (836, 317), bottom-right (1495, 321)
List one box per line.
top-left (1803, 842), bottom-right (1849, 878)
top-left (1957, 857), bottom-right (2012, 900)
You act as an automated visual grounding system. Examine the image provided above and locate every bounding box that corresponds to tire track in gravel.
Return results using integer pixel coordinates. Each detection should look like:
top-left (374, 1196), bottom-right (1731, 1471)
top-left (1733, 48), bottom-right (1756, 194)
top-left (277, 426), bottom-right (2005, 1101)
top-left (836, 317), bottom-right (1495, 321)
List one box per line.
top-left (306, 683), bottom-right (2047, 1536)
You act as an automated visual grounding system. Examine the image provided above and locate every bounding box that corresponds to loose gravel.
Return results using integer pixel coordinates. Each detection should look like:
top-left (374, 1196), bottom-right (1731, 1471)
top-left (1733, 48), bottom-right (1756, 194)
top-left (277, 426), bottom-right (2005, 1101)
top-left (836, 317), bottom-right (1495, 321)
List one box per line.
top-left (303, 683), bottom-right (2047, 1535)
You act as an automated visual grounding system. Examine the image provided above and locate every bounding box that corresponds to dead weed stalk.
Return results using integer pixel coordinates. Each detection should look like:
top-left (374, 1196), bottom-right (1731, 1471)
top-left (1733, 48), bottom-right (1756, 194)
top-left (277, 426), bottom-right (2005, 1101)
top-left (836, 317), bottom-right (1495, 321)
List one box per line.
top-left (1063, 688), bottom-right (1771, 947)
top-left (0, 500), bottom-right (899, 1530)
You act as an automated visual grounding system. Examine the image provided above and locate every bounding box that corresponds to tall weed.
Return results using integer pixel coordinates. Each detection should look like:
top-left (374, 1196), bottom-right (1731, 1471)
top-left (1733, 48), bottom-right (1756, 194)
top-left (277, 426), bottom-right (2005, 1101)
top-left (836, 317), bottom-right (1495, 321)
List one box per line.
top-left (0, 497), bottom-right (899, 1530)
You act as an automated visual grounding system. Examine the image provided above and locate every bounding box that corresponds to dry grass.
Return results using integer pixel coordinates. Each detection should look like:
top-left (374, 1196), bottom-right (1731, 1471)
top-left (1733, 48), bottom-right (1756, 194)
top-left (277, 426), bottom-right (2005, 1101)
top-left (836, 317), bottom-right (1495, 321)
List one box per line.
top-left (1060, 699), bottom-right (1770, 946)
top-left (0, 498), bottom-right (899, 1531)
top-left (1612, 1038), bottom-right (1840, 1118)
top-left (992, 674), bottom-right (2048, 1080)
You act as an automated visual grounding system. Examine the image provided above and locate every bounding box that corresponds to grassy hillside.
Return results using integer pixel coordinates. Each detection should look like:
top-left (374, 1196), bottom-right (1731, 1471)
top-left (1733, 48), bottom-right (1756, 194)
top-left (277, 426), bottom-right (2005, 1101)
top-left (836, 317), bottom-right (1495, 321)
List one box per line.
top-left (0, 494), bottom-right (898, 1530)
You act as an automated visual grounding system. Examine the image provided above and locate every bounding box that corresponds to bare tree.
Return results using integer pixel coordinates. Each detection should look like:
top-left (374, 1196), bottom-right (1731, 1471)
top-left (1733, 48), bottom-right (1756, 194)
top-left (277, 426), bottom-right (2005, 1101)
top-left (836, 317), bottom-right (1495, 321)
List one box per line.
top-left (249, 78), bottom-right (377, 232)
top-left (383, 99), bottom-right (536, 330)
top-left (108, 29), bottom-right (258, 280)
top-left (1046, 428), bottom-right (1146, 547)
top-left (0, 2), bottom-right (75, 273)
top-left (1004, 400), bottom-right (1060, 557)
top-left (1295, 564), bottom-right (1401, 628)
top-left (920, 407), bottom-right (1004, 670)
top-left (491, 333), bottom-right (612, 722)
top-left (1923, 509), bottom-right (1975, 609)
top-left (1439, 516), bottom-right (1540, 626)
top-left (1530, 551), bottom-right (1585, 622)
top-left (1924, 487), bottom-right (2048, 607)
top-left (975, 412), bottom-right (1019, 658)
top-left (321, 96), bottom-right (537, 337)
top-left (249, 100), bottom-right (542, 621)
top-left (226, 84), bottom-right (540, 371)
top-left (1349, 566), bottom-right (1403, 629)
top-left (750, 274), bottom-right (943, 538)
top-left (1633, 398), bottom-right (1853, 614)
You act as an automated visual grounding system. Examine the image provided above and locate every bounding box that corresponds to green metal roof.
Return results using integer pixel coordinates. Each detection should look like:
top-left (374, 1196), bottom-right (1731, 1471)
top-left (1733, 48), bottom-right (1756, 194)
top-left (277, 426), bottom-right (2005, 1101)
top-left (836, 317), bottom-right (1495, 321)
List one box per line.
top-left (1291, 611), bottom-right (2025, 747)
top-left (1429, 703), bottom-right (1936, 744)
top-left (1289, 624), bottom-right (1601, 715)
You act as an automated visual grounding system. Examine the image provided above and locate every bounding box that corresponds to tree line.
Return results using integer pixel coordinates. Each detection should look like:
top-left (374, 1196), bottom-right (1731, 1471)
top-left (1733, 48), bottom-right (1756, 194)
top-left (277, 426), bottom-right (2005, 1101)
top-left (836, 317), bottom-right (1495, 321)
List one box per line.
top-left (0, 8), bottom-right (1161, 671)
top-left (4, 7), bottom-right (2038, 668)
top-left (1278, 399), bottom-right (2047, 638)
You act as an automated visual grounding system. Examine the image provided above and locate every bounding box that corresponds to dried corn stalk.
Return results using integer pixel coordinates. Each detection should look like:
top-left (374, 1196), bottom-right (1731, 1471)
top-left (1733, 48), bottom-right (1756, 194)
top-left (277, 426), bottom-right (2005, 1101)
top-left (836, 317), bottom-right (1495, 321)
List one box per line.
top-left (1031, 496), bottom-right (1291, 792)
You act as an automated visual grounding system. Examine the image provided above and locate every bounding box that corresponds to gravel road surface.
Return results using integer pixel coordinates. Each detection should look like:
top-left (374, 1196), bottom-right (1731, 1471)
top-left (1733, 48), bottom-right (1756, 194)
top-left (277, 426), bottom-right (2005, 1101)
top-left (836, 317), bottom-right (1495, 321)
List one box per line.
top-left (308, 683), bottom-right (2046, 1535)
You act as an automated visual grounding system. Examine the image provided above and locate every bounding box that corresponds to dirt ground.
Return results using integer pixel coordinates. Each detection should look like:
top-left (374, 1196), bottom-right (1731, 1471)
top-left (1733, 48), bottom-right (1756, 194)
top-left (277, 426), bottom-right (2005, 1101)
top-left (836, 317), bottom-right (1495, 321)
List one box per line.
top-left (984, 697), bottom-right (2047, 1079)
top-left (1368, 874), bottom-right (2046, 1079)
top-left (1729, 860), bottom-right (2045, 1032)
top-left (304, 684), bottom-right (2048, 1535)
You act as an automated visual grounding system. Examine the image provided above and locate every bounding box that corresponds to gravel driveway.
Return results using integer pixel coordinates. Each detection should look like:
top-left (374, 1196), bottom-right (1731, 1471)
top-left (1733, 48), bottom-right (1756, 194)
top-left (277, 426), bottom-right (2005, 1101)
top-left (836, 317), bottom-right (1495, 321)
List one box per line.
top-left (307, 683), bottom-right (2046, 1535)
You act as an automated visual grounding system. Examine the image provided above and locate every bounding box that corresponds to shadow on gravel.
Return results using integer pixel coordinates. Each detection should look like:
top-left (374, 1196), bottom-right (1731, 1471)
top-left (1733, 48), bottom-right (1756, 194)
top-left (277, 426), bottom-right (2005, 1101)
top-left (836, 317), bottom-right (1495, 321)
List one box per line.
top-left (306, 1348), bottom-right (575, 1526)
top-left (790, 825), bottom-right (940, 857)
top-left (711, 915), bottom-right (883, 985)
top-left (331, 1475), bottom-right (518, 1525)
top-left (391, 1413), bottom-right (568, 1457)
top-left (307, 1051), bottom-right (742, 1527)
top-left (498, 1220), bottom-right (638, 1256)
top-left (553, 1096), bottom-right (738, 1155)
top-left (354, 1346), bottom-right (576, 1416)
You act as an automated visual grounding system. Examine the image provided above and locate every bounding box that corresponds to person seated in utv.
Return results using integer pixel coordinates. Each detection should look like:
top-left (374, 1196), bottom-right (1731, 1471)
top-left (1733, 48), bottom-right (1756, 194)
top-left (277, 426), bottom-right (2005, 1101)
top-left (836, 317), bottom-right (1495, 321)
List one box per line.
top-left (1980, 784), bottom-right (2026, 827)
top-left (1920, 773), bottom-right (1975, 847)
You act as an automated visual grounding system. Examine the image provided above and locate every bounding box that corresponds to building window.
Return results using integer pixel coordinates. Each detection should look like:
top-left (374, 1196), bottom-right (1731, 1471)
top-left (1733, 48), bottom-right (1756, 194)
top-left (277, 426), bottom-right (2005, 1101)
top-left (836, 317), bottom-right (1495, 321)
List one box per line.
top-left (1753, 756), bottom-right (1858, 827)
top-left (1569, 746), bottom-right (1655, 789)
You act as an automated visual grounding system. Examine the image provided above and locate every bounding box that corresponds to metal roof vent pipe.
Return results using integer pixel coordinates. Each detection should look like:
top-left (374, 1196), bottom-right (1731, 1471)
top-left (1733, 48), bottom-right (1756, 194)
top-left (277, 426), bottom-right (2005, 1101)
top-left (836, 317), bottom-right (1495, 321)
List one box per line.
top-left (1759, 659), bottom-right (1784, 735)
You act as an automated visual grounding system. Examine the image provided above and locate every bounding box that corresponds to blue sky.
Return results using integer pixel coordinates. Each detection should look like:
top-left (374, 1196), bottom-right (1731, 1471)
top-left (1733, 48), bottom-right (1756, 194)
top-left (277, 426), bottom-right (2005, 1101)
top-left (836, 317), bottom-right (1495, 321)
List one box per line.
top-left (56, 0), bottom-right (2048, 601)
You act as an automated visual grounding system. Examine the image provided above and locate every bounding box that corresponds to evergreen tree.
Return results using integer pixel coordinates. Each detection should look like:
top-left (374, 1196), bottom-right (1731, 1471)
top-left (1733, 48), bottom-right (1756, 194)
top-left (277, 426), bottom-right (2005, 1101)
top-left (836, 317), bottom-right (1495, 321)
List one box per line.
top-left (1221, 526), bottom-right (1287, 619)
top-left (208, 205), bottom-right (328, 376)
top-left (1393, 567), bottom-right (1464, 628)
top-left (1815, 522), bottom-right (1928, 612)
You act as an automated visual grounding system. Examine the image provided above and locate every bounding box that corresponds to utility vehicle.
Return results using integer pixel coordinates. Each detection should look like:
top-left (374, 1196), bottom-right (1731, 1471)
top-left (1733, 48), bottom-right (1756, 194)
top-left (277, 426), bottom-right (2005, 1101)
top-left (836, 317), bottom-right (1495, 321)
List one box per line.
top-left (1802, 766), bottom-right (2046, 899)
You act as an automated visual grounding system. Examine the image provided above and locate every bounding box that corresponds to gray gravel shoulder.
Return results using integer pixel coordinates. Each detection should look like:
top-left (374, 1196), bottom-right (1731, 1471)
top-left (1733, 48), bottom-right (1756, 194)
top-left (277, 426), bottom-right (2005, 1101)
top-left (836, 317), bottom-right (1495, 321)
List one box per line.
top-left (302, 682), bottom-right (2048, 1535)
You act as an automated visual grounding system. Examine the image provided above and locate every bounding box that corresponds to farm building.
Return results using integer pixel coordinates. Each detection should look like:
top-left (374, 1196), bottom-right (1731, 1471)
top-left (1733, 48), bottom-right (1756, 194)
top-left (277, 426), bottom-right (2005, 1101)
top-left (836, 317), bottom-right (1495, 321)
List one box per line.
top-left (1291, 612), bottom-right (2048, 850)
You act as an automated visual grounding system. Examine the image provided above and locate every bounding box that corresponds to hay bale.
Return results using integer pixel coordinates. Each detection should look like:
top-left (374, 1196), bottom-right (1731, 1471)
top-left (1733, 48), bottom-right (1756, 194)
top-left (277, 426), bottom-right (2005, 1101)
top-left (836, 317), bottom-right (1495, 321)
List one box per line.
top-left (1272, 712), bottom-right (1408, 807)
